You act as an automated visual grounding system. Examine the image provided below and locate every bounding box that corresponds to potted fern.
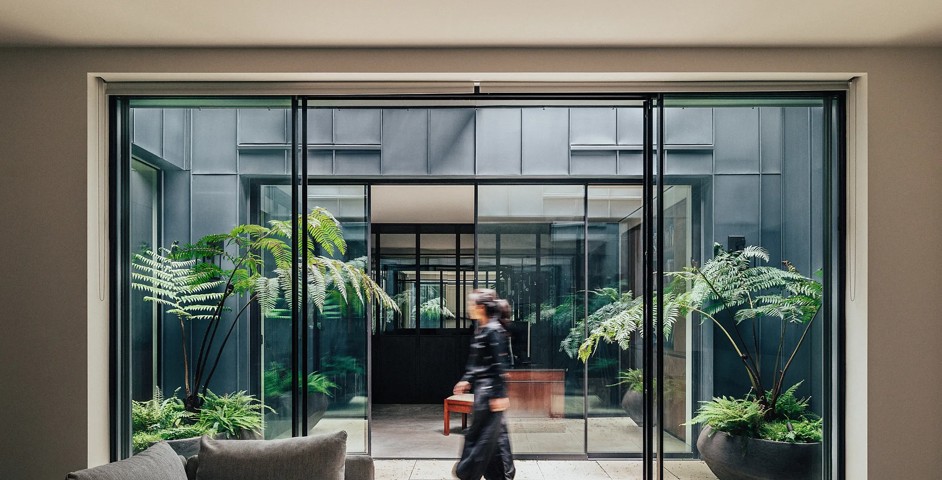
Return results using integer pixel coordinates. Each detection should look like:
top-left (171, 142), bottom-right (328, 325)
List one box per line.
top-left (578, 245), bottom-right (823, 480)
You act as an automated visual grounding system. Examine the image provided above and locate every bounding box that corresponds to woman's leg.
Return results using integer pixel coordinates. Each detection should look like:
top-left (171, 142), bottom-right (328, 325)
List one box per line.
top-left (498, 418), bottom-right (515, 479)
top-left (456, 409), bottom-right (503, 480)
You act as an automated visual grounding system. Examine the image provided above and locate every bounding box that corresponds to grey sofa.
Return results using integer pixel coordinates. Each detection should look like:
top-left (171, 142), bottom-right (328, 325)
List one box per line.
top-left (66, 431), bottom-right (374, 480)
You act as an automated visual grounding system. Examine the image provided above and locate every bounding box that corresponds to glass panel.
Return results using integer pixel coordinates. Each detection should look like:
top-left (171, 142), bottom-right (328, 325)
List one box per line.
top-left (259, 185), bottom-right (294, 440)
top-left (126, 102), bottom-right (292, 453)
top-left (584, 185), bottom-right (645, 454)
top-left (477, 184), bottom-right (585, 455)
top-left (419, 234), bottom-right (459, 329)
top-left (660, 98), bottom-right (831, 479)
top-left (305, 184), bottom-right (370, 453)
top-left (129, 160), bottom-right (158, 404)
top-left (375, 234), bottom-right (417, 332)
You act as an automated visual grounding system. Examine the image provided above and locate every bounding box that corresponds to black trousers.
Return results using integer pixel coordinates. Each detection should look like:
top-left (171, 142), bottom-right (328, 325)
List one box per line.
top-left (455, 408), bottom-right (515, 480)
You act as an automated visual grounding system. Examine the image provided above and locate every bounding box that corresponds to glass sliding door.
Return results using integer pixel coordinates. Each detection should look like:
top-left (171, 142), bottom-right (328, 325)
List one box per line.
top-left (124, 99), bottom-right (295, 451)
top-left (658, 97), bottom-right (838, 479)
top-left (584, 185), bottom-right (646, 454)
top-left (303, 185), bottom-right (370, 453)
top-left (477, 184), bottom-right (586, 455)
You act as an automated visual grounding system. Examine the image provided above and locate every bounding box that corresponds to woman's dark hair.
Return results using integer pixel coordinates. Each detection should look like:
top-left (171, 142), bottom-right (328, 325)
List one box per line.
top-left (496, 299), bottom-right (513, 331)
top-left (468, 288), bottom-right (500, 318)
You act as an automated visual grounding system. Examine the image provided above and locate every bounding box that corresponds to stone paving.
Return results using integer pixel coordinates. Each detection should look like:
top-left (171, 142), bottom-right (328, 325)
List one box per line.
top-left (375, 459), bottom-right (718, 479)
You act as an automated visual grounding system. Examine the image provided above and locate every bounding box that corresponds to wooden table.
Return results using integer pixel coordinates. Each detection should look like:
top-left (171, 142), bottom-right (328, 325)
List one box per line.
top-left (505, 369), bottom-right (565, 418)
top-left (443, 394), bottom-right (474, 435)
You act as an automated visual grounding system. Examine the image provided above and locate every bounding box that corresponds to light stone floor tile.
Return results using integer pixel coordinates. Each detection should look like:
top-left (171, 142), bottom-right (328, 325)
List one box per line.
top-left (374, 459), bottom-right (416, 480)
top-left (375, 459), bottom-right (719, 480)
top-left (512, 460), bottom-right (545, 480)
top-left (597, 460), bottom-right (644, 479)
top-left (537, 460), bottom-right (611, 480)
top-left (409, 459), bottom-right (459, 479)
top-left (664, 461), bottom-right (718, 479)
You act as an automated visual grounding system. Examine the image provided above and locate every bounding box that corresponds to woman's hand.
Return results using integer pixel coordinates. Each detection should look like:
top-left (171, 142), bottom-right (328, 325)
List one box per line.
top-left (453, 381), bottom-right (470, 395)
top-left (489, 397), bottom-right (509, 412)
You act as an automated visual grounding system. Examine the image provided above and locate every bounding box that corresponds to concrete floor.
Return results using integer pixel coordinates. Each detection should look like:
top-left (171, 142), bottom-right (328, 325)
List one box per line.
top-left (371, 404), bottom-right (690, 458)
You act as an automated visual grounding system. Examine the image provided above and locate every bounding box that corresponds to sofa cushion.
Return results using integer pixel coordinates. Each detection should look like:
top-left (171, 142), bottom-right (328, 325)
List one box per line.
top-left (66, 442), bottom-right (188, 480)
top-left (195, 430), bottom-right (347, 480)
top-left (343, 455), bottom-right (375, 480)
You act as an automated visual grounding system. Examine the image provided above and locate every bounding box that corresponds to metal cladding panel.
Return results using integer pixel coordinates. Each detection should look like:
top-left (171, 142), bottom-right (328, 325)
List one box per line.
top-left (192, 109), bottom-right (238, 174)
top-left (162, 109), bottom-right (187, 169)
top-left (760, 174), bottom-right (783, 267)
top-left (429, 109), bottom-right (475, 175)
top-left (162, 170), bottom-right (190, 245)
top-left (782, 107), bottom-right (812, 275)
top-left (617, 151), bottom-right (643, 176)
top-left (664, 151), bottom-right (713, 175)
top-left (781, 109), bottom-right (816, 410)
top-left (382, 109), bottom-right (429, 175)
top-left (132, 108), bottom-right (163, 157)
top-left (238, 150), bottom-right (287, 175)
top-left (334, 109), bottom-right (382, 145)
top-left (714, 108), bottom-right (760, 174)
top-left (307, 108), bottom-right (333, 144)
top-left (334, 150), bottom-right (381, 176)
top-left (712, 174), bottom-right (760, 248)
top-left (570, 151), bottom-right (616, 176)
top-left (760, 107), bottom-right (784, 174)
top-left (307, 150), bottom-right (333, 176)
top-left (617, 107), bottom-right (644, 146)
top-left (570, 107), bottom-right (616, 145)
top-left (190, 174), bottom-right (239, 241)
top-left (522, 108), bottom-right (569, 175)
top-left (476, 108), bottom-right (522, 175)
top-left (664, 107), bottom-right (713, 145)
top-left (238, 108), bottom-right (287, 144)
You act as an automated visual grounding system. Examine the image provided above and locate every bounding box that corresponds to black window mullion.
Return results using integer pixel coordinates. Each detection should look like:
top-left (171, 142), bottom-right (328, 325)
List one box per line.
top-left (655, 93), bottom-right (666, 479)
top-left (642, 98), bottom-right (655, 480)
top-left (290, 96), bottom-right (301, 437)
top-left (301, 98), bottom-right (310, 435)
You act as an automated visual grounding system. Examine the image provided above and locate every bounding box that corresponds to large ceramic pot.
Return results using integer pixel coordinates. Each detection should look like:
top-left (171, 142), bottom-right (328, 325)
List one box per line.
top-left (620, 390), bottom-right (644, 426)
top-left (697, 426), bottom-right (821, 480)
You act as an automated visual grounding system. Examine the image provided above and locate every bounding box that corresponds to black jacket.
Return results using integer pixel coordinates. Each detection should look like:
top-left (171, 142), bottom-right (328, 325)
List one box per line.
top-left (461, 317), bottom-right (511, 404)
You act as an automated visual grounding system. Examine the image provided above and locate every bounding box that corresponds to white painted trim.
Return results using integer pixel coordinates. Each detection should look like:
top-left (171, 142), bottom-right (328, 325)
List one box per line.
top-left (86, 74), bottom-right (111, 468)
top-left (844, 75), bottom-right (868, 480)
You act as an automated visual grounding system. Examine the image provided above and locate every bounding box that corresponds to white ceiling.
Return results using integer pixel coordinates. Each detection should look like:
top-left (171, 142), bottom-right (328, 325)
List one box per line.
top-left (1, 0), bottom-right (941, 48)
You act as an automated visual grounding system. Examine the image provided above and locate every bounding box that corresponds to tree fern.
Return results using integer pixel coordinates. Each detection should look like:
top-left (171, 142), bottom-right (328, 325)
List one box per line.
top-left (132, 209), bottom-right (397, 413)
top-left (668, 244), bottom-right (824, 416)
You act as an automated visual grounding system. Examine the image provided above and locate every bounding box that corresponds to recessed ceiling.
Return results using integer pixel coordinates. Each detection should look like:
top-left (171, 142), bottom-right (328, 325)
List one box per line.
top-left (1, 0), bottom-right (941, 47)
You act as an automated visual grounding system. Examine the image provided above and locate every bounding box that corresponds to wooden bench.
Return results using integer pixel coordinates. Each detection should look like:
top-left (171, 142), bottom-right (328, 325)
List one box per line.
top-left (443, 394), bottom-right (474, 435)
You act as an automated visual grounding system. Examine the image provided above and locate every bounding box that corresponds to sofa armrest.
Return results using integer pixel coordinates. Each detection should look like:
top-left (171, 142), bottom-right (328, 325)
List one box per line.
top-left (344, 455), bottom-right (374, 480)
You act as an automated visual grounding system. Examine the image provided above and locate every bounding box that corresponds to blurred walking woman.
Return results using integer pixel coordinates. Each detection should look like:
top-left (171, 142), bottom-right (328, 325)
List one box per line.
top-left (453, 289), bottom-right (515, 480)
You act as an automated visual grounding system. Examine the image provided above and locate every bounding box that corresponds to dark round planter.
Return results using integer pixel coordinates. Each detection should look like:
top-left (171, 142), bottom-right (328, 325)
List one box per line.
top-left (307, 392), bottom-right (329, 427)
top-left (620, 390), bottom-right (644, 426)
top-left (697, 426), bottom-right (821, 480)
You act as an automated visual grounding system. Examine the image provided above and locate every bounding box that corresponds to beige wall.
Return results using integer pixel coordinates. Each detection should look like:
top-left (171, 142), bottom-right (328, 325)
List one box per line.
top-left (0, 47), bottom-right (939, 479)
